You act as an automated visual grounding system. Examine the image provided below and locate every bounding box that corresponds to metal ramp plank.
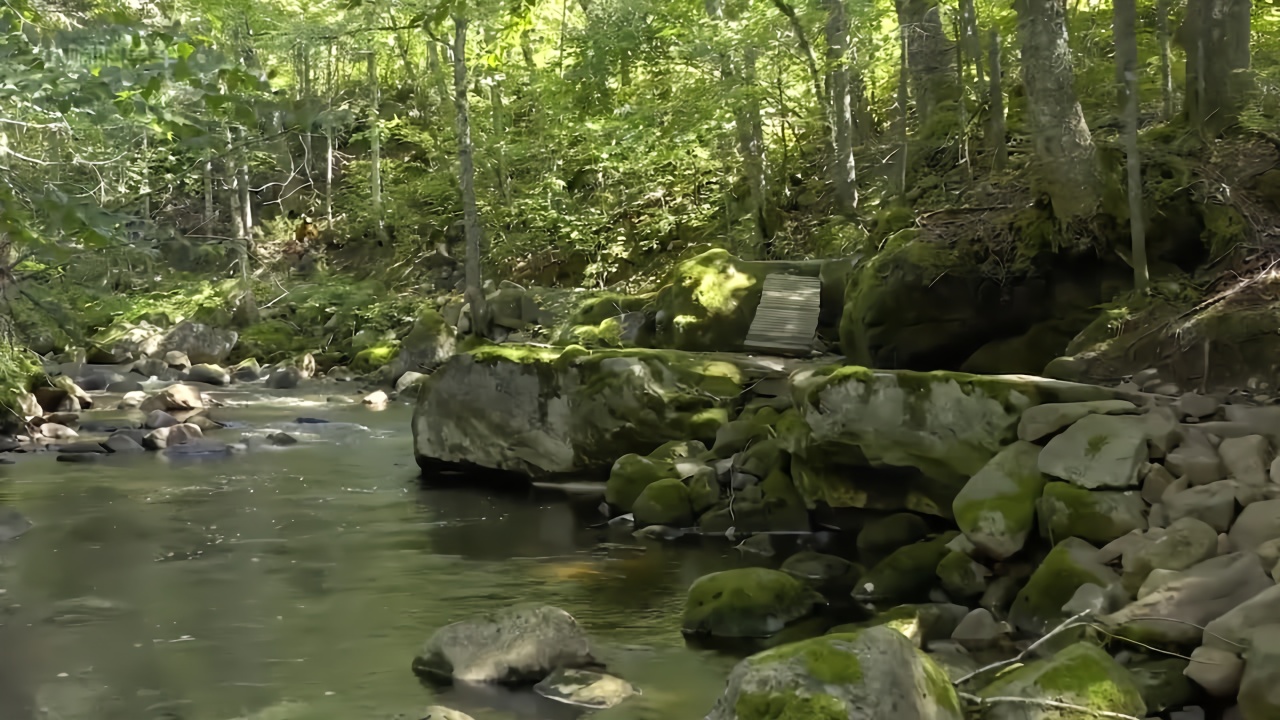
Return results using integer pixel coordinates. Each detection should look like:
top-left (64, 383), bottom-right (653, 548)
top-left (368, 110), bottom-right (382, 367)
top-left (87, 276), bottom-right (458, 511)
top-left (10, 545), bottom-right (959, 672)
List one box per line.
top-left (743, 273), bottom-right (822, 356)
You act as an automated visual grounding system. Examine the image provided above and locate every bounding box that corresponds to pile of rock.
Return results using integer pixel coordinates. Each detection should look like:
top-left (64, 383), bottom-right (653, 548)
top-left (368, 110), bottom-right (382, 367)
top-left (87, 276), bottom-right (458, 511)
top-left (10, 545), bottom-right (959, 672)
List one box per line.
top-left (411, 346), bottom-right (1280, 718)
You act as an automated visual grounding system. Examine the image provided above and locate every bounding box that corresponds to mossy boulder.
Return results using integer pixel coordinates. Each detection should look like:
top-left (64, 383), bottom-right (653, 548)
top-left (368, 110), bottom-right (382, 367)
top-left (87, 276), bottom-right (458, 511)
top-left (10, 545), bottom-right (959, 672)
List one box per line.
top-left (687, 466), bottom-right (722, 514)
top-left (832, 603), bottom-right (969, 647)
top-left (936, 551), bottom-right (989, 600)
top-left (651, 249), bottom-right (840, 352)
top-left (388, 307), bottom-right (456, 381)
top-left (856, 512), bottom-right (931, 565)
top-left (682, 568), bottom-right (824, 638)
top-left (632, 478), bottom-right (694, 527)
top-left (795, 366), bottom-right (1116, 493)
top-left (976, 642), bottom-right (1146, 720)
top-left (1037, 483), bottom-right (1148, 545)
top-left (606, 440), bottom-right (708, 512)
top-left (352, 343), bottom-right (399, 374)
top-left (413, 346), bottom-right (741, 478)
top-left (698, 468), bottom-right (810, 533)
top-left (780, 552), bottom-right (862, 593)
top-left (1009, 537), bottom-right (1122, 635)
top-left (952, 441), bottom-right (1047, 560)
top-left (706, 627), bottom-right (963, 720)
top-left (839, 228), bottom-right (1115, 371)
top-left (854, 532), bottom-right (958, 604)
top-left (233, 320), bottom-right (305, 363)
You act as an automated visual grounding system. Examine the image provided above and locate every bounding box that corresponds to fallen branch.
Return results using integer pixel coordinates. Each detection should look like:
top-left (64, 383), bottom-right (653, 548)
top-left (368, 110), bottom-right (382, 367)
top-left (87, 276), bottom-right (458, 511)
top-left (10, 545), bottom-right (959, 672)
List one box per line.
top-left (959, 692), bottom-right (1141, 720)
top-left (953, 610), bottom-right (1092, 686)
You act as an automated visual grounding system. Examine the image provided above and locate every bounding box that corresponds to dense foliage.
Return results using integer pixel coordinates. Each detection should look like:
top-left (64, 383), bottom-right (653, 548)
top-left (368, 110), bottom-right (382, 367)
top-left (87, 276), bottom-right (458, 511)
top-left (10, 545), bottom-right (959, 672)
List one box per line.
top-left (0, 0), bottom-right (1276, 363)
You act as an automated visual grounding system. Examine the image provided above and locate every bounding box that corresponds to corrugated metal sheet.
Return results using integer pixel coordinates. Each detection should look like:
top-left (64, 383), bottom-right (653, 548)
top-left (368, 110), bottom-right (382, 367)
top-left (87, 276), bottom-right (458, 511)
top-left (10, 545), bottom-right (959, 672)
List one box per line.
top-left (743, 273), bottom-right (821, 356)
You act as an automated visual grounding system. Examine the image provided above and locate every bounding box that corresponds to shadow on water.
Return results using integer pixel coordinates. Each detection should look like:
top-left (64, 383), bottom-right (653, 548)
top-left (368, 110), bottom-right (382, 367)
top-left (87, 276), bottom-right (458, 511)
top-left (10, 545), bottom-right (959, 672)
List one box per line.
top-left (0, 399), bottom-right (840, 720)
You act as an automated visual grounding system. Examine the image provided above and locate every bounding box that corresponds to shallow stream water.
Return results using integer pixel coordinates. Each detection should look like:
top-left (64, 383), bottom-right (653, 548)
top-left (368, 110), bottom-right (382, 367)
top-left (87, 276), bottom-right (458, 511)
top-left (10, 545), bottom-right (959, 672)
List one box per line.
top-left (0, 391), bottom-right (777, 720)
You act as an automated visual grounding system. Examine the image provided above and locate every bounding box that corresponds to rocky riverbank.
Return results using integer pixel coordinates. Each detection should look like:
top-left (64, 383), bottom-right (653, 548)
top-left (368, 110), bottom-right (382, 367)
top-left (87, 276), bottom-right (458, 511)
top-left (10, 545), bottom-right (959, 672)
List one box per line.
top-left (411, 344), bottom-right (1280, 719)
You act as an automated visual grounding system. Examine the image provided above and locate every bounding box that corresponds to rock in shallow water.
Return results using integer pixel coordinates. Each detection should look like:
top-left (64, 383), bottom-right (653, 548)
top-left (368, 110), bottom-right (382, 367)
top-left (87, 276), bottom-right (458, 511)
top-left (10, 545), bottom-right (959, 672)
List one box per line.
top-left (705, 626), bottom-right (963, 720)
top-left (412, 603), bottom-right (595, 684)
top-left (682, 568), bottom-right (823, 638)
top-left (422, 707), bottom-right (474, 720)
top-left (0, 507), bottom-right (32, 542)
top-left (533, 667), bottom-right (638, 709)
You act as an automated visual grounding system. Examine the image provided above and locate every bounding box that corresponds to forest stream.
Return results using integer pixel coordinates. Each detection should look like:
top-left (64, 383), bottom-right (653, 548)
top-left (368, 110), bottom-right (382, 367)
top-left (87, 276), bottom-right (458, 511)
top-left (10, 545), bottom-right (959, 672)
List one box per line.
top-left (0, 393), bottom-right (763, 720)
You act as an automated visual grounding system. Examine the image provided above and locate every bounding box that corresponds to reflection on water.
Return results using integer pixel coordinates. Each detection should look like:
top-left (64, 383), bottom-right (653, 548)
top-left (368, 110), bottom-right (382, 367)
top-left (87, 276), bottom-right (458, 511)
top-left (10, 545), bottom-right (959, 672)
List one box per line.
top-left (0, 397), bottom-right (782, 720)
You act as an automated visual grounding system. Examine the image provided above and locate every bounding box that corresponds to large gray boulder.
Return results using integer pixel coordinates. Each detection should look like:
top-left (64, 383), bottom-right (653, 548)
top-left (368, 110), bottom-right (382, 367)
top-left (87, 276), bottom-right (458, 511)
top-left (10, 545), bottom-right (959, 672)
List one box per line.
top-left (159, 321), bottom-right (238, 365)
top-left (1038, 414), bottom-right (1148, 489)
top-left (1017, 399), bottom-right (1138, 442)
top-left (413, 348), bottom-right (740, 478)
top-left (412, 604), bottom-right (595, 683)
top-left (705, 627), bottom-right (963, 720)
top-left (1240, 625), bottom-right (1280, 720)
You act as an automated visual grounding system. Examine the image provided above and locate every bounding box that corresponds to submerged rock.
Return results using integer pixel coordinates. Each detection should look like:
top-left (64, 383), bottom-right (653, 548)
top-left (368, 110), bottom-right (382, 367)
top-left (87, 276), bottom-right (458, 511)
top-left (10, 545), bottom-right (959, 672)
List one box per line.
top-left (682, 568), bottom-right (824, 638)
top-left (422, 707), bottom-right (474, 720)
top-left (533, 668), bottom-right (638, 709)
top-left (412, 603), bottom-right (595, 684)
top-left (414, 347), bottom-right (740, 478)
top-left (705, 627), bottom-right (963, 720)
top-left (0, 507), bottom-right (33, 542)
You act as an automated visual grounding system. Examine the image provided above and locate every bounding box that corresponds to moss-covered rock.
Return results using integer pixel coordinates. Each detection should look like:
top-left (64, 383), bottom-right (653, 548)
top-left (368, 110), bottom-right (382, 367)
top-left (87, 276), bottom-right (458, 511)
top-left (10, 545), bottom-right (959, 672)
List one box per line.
top-left (976, 642), bottom-right (1146, 720)
top-left (687, 466), bottom-right (722, 514)
top-left (1009, 537), bottom-right (1121, 635)
top-left (854, 532), bottom-right (958, 604)
top-left (831, 603), bottom-right (969, 648)
top-left (706, 628), bottom-right (963, 720)
top-left (1037, 483), bottom-right (1148, 545)
top-left (856, 512), bottom-right (930, 565)
top-left (780, 552), bottom-right (862, 593)
top-left (651, 249), bottom-right (840, 352)
top-left (1125, 656), bottom-right (1194, 715)
top-left (632, 478), bottom-right (694, 527)
top-left (352, 343), bottom-right (398, 374)
top-left (682, 568), bottom-right (824, 638)
top-left (795, 365), bottom-right (1115, 492)
top-left (952, 441), bottom-right (1047, 560)
top-left (413, 346), bottom-right (742, 478)
top-left (388, 307), bottom-right (456, 381)
top-left (698, 468), bottom-right (811, 533)
top-left (936, 551), bottom-right (989, 600)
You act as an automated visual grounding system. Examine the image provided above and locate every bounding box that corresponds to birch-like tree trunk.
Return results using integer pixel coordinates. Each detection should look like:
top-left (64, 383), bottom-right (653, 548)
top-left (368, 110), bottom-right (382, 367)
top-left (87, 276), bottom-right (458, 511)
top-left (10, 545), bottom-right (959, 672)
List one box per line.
top-left (1015, 0), bottom-right (1100, 220)
top-left (1178, 0), bottom-right (1252, 137)
top-left (1156, 0), bottom-right (1174, 120)
top-left (823, 0), bottom-right (858, 213)
top-left (895, 0), bottom-right (957, 133)
top-left (987, 29), bottom-right (1008, 172)
top-left (367, 51), bottom-right (386, 244)
top-left (1115, 0), bottom-right (1148, 290)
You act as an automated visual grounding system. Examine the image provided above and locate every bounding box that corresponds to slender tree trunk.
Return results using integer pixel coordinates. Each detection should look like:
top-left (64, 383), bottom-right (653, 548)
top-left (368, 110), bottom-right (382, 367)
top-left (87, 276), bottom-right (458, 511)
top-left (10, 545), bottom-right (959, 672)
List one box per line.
top-left (326, 42), bottom-right (335, 226)
top-left (987, 28), bottom-right (1008, 172)
top-left (895, 21), bottom-right (910, 200)
top-left (1156, 0), bottom-right (1174, 120)
top-left (226, 128), bottom-right (241, 238)
top-left (141, 130), bottom-right (151, 220)
top-left (367, 52), bottom-right (386, 244)
top-left (1115, 0), bottom-right (1148, 290)
top-left (823, 0), bottom-right (857, 213)
top-left (203, 151), bottom-right (214, 225)
top-left (301, 48), bottom-right (314, 183)
top-left (1015, 0), bottom-right (1100, 220)
top-left (706, 0), bottom-right (771, 255)
top-left (490, 60), bottom-right (511, 206)
top-left (1178, 0), bottom-right (1252, 137)
top-left (895, 0), bottom-right (957, 134)
top-left (452, 16), bottom-right (489, 337)
top-left (959, 0), bottom-right (986, 89)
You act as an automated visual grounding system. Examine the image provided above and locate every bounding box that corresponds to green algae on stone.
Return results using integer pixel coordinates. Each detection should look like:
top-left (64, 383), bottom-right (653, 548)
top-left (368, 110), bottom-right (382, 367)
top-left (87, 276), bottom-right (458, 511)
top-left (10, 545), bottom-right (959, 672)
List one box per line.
top-left (605, 454), bottom-right (675, 512)
top-left (698, 468), bottom-right (811, 533)
top-left (831, 603), bottom-right (969, 647)
top-left (854, 532), bottom-right (958, 603)
top-left (936, 550), bottom-right (989, 600)
top-left (977, 642), bottom-right (1147, 720)
top-left (687, 466), bottom-right (722, 514)
top-left (1037, 482), bottom-right (1148, 545)
top-left (682, 568), bottom-right (824, 638)
top-left (707, 628), bottom-right (964, 720)
top-left (857, 512), bottom-right (931, 564)
top-left (1008, 537), bottom-right (1121, 635)
top-left (632, 478), bottom-right (693, 527)
top-left (953, 441), bottom-right (1047, 560)
top-left (352, 344), bottom-right (399, 373)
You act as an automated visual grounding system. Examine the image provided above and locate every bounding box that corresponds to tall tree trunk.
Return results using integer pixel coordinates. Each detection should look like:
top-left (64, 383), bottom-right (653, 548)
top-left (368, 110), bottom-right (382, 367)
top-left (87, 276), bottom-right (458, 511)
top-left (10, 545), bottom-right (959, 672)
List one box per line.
top-left (895, 21), bottom-right (910, 200)
top-left (706, 0), bottom-right (771, 255)
top-left (1015, 0), bottom-right (1100, 220)
top-left (1178, 0), bottom-right (1251, 137)
top-left (237, 132), bottom-right (252, 239)
top-left (1115, 0), bottom-right (1148, 290)
top-left (895, 0), bottom-right (957, 133)
top-left (452, 16), bottom-right (490, 338)
top-left (987, 28), bottom-right (1008, 172)
top-left (367, 51), bottom-right (387, 244)
top-left (823, 0), bottom-right (857, 213)
top-left (203, 151), bottom-right (215, 225)
top-left (489, 50), bottom-right (511, 206)
top-left (959, 0), bottom-right (986, 88)
top-left (1156, 0), bottom-right (1174, 120)
top-left (325, 42), bottom-right (335, 226)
